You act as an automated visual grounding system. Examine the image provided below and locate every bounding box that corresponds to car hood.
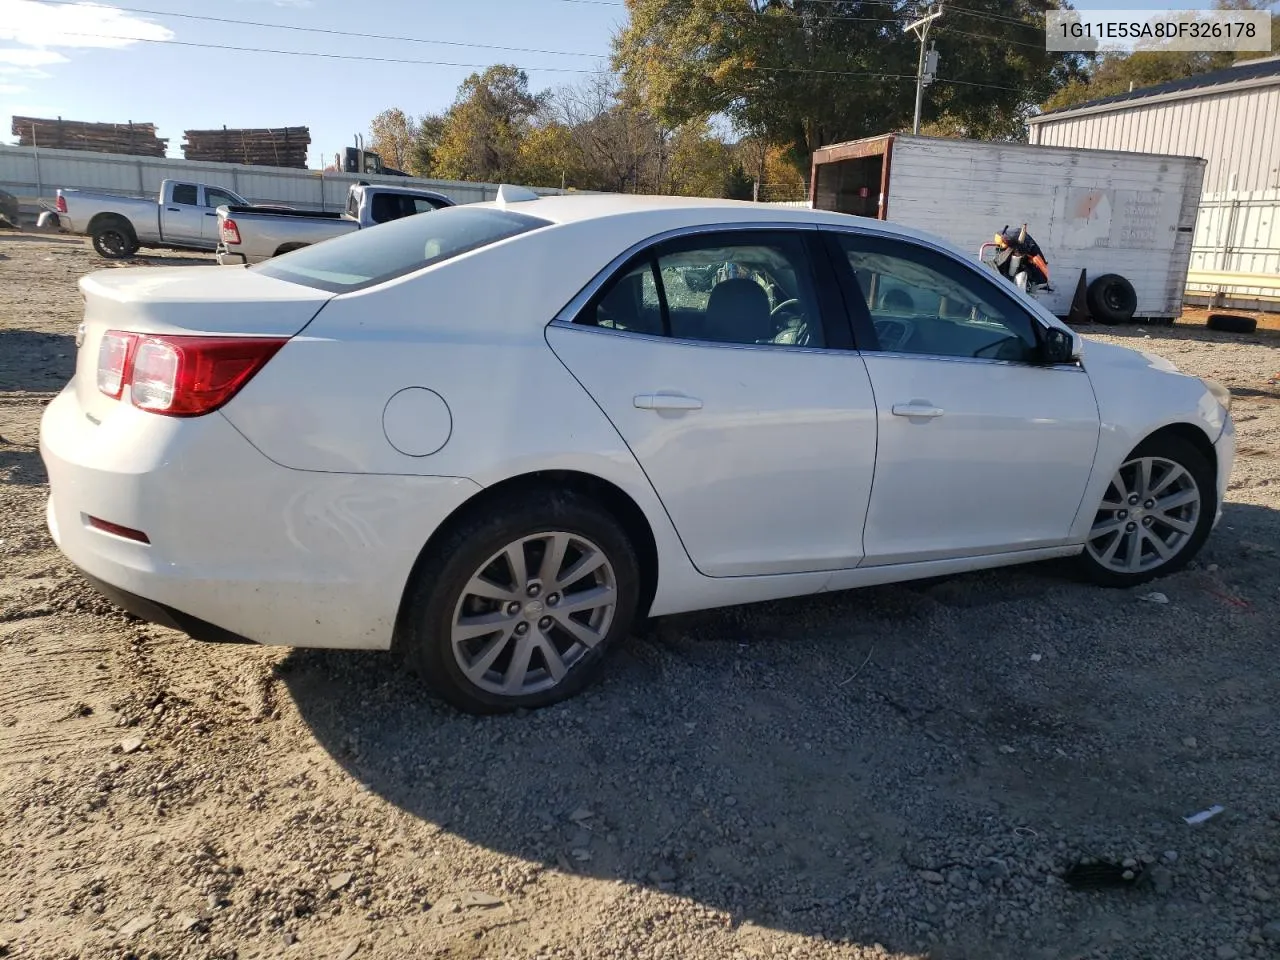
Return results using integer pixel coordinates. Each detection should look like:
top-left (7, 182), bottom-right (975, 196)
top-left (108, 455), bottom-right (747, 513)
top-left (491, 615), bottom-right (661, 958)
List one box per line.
top-left (1081, 338), bottom-right (1184, 376)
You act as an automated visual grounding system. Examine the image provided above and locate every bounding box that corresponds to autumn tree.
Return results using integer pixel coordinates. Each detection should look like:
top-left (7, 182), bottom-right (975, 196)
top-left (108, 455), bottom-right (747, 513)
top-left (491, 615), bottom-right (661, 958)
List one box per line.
top-left (1043, 1), bottom-right (1279, 111)
top-left (368, 108), bottom-right (420, 173)
top-left (432, 65), bottom-right (547, 182)
top-left (614, 0), bottom-right (1083, 172)
top-left (411, 113), bottom-right (447, 178)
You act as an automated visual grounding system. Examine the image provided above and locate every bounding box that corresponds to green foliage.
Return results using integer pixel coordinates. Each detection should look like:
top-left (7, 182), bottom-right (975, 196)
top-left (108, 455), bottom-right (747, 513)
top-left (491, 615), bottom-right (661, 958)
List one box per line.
top-left (1042, 1), bottom-right (1278, 111)
top-left (613, 0), bottom-right (1084, 169)
top-left (432, 65), bottom-right (547, 182)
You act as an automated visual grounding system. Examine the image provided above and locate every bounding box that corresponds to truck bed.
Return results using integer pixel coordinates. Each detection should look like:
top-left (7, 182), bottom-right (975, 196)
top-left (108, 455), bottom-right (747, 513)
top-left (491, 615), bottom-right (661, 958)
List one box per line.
top-left (222, 205), bottom-right (344, 220)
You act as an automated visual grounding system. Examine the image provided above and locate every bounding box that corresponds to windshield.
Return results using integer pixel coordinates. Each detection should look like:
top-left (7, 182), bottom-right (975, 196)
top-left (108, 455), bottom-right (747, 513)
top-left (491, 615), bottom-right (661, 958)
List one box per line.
top-left (253, 205), bottom-right (551, 293)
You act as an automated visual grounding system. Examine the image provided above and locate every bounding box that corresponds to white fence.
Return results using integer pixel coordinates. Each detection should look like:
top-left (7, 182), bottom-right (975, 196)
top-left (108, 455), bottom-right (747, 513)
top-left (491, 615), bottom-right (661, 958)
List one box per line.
top-left (1185, 189), bottom-right (1280, 311)
top-left (0, 143), bottom-right (584, 212)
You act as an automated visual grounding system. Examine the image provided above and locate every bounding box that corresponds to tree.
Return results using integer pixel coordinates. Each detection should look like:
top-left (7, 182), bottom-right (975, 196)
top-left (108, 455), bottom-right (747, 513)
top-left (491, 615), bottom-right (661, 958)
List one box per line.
top-left (368, 108), bottom-right (419, 173)
top-left (410, 113), bottom-right (446, 178)
top-left (1043, 1), bottom-right (1278, 111)
top-left (614, 0), bottom-right (1083, 172)
top-left (433, 65), bottom-right (547, 182)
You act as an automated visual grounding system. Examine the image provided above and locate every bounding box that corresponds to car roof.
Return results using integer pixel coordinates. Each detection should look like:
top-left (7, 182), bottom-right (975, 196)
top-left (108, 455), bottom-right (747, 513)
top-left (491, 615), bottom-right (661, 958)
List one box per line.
top-left (475, 192), bottom-right (953, 248)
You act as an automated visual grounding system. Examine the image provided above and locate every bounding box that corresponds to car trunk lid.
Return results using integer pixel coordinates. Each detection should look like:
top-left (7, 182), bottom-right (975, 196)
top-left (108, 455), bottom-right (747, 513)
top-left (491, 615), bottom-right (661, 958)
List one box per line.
top-left (73, 264), bottom-right (331, 423)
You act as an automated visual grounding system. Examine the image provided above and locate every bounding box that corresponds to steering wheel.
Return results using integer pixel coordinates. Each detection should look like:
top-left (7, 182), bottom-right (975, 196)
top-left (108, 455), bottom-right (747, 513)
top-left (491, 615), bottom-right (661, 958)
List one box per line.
top-left (770, 298), bottom-right (801, 317)
top-left (973, 334), bottom-right (1026, 361)
top-left (873, 318), bottom-right (914, 352)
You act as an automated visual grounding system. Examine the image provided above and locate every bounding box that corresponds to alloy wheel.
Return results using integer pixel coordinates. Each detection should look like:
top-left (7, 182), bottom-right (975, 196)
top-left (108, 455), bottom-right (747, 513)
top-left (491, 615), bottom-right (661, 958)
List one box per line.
top-left (450, 532), bottom-right (617, 696)
top-left (1085, 456), bottom-right (1201, 574)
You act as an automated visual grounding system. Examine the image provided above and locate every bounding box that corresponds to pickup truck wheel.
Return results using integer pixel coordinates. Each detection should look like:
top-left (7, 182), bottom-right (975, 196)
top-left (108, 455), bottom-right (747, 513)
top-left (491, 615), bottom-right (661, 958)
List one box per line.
top-left (92, 224), bottom-right (138, 259)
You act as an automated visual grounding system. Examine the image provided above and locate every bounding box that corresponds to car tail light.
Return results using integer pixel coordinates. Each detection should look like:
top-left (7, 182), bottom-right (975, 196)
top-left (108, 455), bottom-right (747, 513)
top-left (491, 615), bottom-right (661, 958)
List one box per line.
top-left (220, 218), bottom-right (241, 245)
top-left (56, 194), bottom-right (67, 214)
top-left (97, 331), bottom-right (138, 398)
top-left (97, 330), bottom-right (288, 416)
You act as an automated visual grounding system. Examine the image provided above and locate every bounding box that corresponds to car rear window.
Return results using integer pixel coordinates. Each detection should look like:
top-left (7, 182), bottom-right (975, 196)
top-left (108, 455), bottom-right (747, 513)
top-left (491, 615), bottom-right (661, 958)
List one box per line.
top-left (252, 206), bottom-right (550, 293)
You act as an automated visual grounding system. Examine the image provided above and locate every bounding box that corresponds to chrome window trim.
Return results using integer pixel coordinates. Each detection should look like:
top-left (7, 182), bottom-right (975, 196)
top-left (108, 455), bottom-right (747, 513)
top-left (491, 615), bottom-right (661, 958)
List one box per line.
top-left (546, 318), bottom-right (840, 357)
top-left (865, 350), bottom-right (1086, 372)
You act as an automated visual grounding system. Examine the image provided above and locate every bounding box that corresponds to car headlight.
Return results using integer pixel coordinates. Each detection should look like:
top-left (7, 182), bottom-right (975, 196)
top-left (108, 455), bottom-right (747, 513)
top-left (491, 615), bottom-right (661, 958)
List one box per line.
top-left (1203, 378), bottom-right (1232, 413)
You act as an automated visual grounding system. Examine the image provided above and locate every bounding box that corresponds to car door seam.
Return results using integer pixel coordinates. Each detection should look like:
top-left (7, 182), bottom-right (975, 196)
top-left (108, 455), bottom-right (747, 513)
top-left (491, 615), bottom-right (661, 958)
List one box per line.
top-left (541, 324), bottom-right (705, 575)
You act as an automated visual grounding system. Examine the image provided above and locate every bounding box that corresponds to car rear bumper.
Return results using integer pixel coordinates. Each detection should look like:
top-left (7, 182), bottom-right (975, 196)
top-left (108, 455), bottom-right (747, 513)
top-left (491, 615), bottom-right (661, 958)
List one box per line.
top-left (40, 383), bottom-right (481, 650)
top-left (215, 244), bottom-right (249, 266)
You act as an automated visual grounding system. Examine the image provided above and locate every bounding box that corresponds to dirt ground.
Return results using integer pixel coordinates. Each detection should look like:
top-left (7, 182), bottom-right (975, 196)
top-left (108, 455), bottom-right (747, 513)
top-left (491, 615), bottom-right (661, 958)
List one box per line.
top-left (2, 234), bottom-right (1280, 960)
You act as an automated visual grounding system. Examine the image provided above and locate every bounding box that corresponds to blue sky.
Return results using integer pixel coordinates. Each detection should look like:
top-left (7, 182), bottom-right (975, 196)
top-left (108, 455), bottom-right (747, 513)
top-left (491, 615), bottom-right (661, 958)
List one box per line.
top-left (0, 0), bottom-right (1239, 168)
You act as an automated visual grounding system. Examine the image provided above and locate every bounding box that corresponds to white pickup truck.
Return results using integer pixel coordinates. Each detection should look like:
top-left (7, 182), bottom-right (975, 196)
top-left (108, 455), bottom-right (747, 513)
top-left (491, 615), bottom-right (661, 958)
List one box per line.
top-left (54, 178), bottom-right (256, 259)
top-left (216, 182), bottom-right (455, 265)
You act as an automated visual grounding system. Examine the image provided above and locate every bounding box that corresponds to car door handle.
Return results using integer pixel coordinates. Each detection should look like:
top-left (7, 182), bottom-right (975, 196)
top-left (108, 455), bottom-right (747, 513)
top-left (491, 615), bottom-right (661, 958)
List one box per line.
top-left (166, 207), bottom-right (180, 212)
top-left (204, 212), bottom-right (217, 217)
top-left (891, 402), bottom-right (945, 418)
top-left (634, 393), bottom-right (703, 411)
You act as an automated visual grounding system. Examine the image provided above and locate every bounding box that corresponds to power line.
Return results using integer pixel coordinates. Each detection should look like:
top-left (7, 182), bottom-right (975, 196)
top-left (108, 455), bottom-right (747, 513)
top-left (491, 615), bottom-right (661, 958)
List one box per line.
top-left (30, 0), bottom-right (608, 59)
top-left (937, 26), bottom-right (1046, 50)
top-left (551, 0), bottom-right (1047, 30)
top-left (53, 32), bottom-right (600, 72)
top-left (49, 30), bottom-right (1042, 95)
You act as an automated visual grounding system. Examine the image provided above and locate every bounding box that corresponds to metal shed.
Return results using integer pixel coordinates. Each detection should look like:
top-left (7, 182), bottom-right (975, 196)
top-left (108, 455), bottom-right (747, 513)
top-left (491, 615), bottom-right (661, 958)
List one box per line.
top-left (1027, 56), bottom-right (1280, 311)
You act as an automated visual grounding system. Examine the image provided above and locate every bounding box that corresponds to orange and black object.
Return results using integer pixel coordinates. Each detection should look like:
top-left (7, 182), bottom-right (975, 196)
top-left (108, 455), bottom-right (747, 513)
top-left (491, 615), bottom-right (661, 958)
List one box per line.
top-left (993, 223), bottom-right (1050, 286)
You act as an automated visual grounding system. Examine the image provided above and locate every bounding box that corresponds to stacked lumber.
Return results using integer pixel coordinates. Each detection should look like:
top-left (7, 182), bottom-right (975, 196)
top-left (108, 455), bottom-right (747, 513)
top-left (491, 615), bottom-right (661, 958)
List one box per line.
top-left (11, 116), bottom-right (167, 156)
top-left (181, 127), bottom-right (310, 168)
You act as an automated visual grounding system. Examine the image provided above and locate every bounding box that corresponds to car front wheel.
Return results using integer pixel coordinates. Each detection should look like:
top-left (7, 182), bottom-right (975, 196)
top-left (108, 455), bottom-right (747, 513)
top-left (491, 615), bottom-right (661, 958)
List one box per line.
top-left (401, 491), bottom-right (640, 714)
top-left (1078, 434), bottom-right (1215, 587)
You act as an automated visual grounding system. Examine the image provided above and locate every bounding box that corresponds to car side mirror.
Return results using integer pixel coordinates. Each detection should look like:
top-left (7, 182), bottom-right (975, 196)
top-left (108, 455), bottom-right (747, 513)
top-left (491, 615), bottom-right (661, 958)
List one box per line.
top-left (1041, 326), bottom-right (1078, 365)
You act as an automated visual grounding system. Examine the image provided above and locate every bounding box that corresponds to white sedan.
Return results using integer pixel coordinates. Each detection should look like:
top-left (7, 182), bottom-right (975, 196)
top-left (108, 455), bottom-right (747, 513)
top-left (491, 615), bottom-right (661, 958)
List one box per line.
top-left (40, 190), bottom-right (1236, 713)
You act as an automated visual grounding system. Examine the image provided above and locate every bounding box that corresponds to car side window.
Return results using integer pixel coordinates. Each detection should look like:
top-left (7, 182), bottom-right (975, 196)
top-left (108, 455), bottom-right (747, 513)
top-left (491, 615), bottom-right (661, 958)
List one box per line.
top-left (586, 261), bottom-right (664, 336)
top-left (412, 197), bottom-right (443, 214)
top-left (832, 233), bottom-right (1039, 362)
top-left (577, 232), bottom-right (825, 348)
top-left (171, 184), bottom-right (198, 206)
top-left (204, 188), bottom-right (237, 209)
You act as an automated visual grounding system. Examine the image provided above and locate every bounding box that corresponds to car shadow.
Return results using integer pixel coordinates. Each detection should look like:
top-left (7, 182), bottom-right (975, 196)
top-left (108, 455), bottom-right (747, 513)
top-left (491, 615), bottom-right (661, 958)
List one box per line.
top-left (0, 443), bottom-right (45, 486)
top-left (0, 330), bottom-right (76, 393)
top-left (282, 502), bottom-right (1280, 954)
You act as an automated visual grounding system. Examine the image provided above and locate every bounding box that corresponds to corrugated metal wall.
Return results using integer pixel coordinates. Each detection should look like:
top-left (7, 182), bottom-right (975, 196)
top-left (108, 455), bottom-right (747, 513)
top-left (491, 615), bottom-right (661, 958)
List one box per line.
top-left (1187, 189), bottom-right (1280, 309)
top-left (1028, 84), bottom-right (1280, 193)
top-left (0, 144), bottom-right (587, 211)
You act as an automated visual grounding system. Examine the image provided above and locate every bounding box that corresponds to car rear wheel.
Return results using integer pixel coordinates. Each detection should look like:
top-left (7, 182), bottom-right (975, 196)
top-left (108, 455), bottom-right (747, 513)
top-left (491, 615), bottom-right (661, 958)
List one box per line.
top-left (1077, 435), bottom-right (1214, 587)
top-left (92, 222), bottom-right (138, 259)
top-left (400, 491), bottom-right (640, 714)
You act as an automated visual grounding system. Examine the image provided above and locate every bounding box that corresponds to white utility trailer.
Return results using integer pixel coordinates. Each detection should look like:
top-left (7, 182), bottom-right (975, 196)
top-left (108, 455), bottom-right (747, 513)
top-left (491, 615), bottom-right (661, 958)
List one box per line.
top-left (810, 134), bottom-right (1207, 324)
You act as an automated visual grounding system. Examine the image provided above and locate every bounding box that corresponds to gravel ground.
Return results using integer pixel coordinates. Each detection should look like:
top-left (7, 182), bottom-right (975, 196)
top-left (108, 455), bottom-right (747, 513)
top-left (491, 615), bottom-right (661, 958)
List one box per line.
top-left (2, 235), bottom-right (1279, 960)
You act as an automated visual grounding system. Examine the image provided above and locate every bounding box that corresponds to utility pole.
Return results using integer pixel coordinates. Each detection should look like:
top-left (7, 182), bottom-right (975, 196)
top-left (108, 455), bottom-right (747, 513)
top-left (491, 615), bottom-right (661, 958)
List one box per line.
top-left (906, 5), bottom-right (943, 135)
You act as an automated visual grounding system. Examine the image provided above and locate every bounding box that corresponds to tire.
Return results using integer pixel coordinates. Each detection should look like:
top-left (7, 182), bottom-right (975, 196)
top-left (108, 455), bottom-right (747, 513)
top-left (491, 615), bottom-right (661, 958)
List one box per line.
top-left (91, 221), bottom-right (139, 259)
top-left (1206, 313), bottom-right (1257, 334)
top-left (400, 489), bottom-right (641, 714)
top-left (1076, 434), bottom-right (1216, 588)
top-left (1086, 274), bottom-right (1137, 325)
top-left (273, 243), bottom-right (310, 257)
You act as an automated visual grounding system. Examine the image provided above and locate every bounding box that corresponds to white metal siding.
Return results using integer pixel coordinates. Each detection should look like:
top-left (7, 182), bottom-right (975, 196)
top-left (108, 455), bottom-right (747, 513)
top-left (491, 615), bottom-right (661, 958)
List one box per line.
top-left (1029, 84), bottom-right (1280, 194)
top-left (884, 136), bottom-right (1204, 318)
top-left (0, 144), bottom-right (586, 211)
top-left (1188, 189), bottom-right (1280, 306)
